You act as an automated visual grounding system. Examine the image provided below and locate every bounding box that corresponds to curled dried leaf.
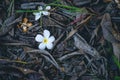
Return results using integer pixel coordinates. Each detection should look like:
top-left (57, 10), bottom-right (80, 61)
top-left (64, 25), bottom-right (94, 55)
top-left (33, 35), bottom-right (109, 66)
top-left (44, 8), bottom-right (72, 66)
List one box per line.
top-left (23, 17), bottom-right (28, 23)
top-left (27, 23), bottom-right (33, 27)
top-left (17, 18), bottom-right (33, 32)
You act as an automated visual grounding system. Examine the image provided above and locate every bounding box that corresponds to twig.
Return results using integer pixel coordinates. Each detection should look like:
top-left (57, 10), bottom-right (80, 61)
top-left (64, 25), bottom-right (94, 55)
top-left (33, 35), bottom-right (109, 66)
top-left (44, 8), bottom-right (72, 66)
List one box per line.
top-left (64, 15), bottom-right (92, 41)
top-left (0, 42), bottom-right (32, 47)
top-left (27, 50), bottom-right (60, 70)
top-left (58, 51), bottom-right (83, 61)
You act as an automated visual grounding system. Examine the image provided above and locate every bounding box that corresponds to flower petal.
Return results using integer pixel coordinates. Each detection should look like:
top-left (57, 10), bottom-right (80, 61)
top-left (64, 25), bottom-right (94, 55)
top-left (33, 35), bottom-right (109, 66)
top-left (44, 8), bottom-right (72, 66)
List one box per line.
top-left (33, 12), bottom-right (41, 20)
top-left (38, 43), bottom-right (46, 50)
top-left (35, 34), bottom-right (44, 42)
top-left (48, 36), bottom-right (55, 43)
top-left (38, 6), bottom-right (43, 10)
top-left (45, 6), bottom-right (51, 10)
top-left (42, 11), bottom-right (50, 16)
top-left (43, 30), bottom-right (50, 38)
top-left (46, 42), bottom-right (53, 49)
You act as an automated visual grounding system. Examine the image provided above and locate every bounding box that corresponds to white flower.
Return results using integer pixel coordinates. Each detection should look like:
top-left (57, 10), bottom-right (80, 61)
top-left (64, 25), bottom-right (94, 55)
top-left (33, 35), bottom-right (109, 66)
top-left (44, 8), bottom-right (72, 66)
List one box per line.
top-left (35, 30), bottom-right (55, 50)
top-left (33, 6), bottom-right (51, 20)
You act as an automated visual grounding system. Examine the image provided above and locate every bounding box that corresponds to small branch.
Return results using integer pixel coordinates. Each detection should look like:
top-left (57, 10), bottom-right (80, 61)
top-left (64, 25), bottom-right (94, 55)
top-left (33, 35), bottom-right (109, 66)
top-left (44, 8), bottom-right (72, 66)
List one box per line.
top-left (58, 51), bottom-right (83, 61)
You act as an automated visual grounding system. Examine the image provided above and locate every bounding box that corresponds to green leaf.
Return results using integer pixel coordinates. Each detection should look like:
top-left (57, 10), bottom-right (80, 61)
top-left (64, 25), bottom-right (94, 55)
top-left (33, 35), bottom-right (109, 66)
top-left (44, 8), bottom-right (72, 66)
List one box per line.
top-left (47, 3), bottom-right (87, 13)
top-left (16, 10), bottom-right (42, 13)
top-left (114, 76), bottom-right (120, 80)
top-left (113, 55), bottom-right (120, 69)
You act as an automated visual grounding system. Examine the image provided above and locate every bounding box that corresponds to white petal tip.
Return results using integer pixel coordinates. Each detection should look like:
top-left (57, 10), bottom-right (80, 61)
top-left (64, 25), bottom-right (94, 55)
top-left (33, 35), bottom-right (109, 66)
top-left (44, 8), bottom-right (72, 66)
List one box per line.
top-left (49, 36), bottom-right (55, 42)
top-left (35, 34), bottom-right (43, 42)
top-left (38, 43), bottom-right (46, 50)
top-left (42, 11), bottom-right (50, 16)
top-left (46, 43), bottom-right (53, 50)
top-left (38, 6), bottom-right (43, 10)
top-left (35, 15), bottom-right (41, 20)
top-left (45, 6), bottom-right (51, 10)
top-left (43, 30), bottom-right (50, 38)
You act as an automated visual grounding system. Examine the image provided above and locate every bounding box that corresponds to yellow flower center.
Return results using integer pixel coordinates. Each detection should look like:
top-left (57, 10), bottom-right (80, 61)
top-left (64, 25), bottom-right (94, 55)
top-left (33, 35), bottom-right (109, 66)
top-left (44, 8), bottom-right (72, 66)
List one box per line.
top-left (43, 38), bottom-right (48, 44)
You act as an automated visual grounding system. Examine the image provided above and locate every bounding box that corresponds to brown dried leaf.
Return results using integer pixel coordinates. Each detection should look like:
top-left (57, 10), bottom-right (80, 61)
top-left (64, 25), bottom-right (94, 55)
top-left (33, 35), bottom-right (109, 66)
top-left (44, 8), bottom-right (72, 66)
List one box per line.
top-left (21, 2), bottom-right (44, 9)
top-left (101, 13), bottom-right (120, 60)
top-left (0, 15), bottom-right (22, 36)
top-left (74, 33), bottom-right (100, 57)
top-left (100, 13), bottom-right (120, 43)
top-left (112, 43), bottom-right (120, 60)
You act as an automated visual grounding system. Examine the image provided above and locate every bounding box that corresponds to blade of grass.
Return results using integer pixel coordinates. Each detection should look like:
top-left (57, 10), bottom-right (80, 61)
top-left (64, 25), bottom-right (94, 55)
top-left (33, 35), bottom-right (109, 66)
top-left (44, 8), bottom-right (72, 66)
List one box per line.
top-left (114, 76), bottom-right (120, 80)
top-left (113, 55), bottom-right (120, 69)
top-left (16, 10), bottom-right (42, 13)
top-left (7, 0), bottom-right (14, 17)
top-left (47, 3), bottom-right (87, 12)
